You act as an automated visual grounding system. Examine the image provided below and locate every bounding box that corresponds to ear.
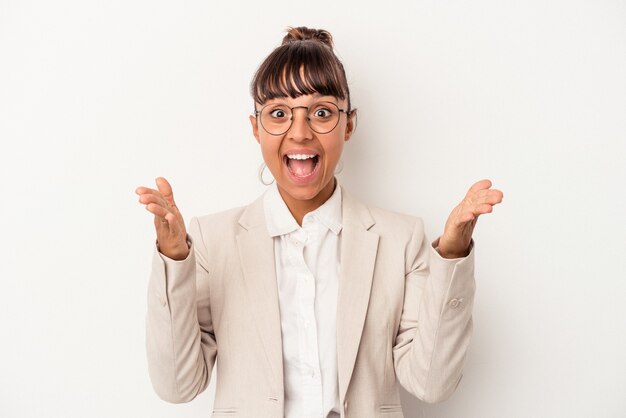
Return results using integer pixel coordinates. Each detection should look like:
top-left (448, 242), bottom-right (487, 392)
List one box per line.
top-left (249, 114), bottom-right (260, 144)
top-left (344, 109), bottom-right (357, 142)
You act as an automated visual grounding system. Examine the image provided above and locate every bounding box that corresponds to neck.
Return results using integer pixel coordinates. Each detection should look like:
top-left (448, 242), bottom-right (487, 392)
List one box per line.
top-left (277, 178), bottom-right (336, 226)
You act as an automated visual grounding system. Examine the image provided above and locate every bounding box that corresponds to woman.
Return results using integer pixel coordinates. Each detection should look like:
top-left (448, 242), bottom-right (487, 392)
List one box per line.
top-left (136, 27), bottom-right (503, 418)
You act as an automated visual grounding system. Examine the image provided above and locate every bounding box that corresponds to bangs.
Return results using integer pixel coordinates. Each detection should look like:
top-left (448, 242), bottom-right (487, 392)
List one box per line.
top-left (251, 41), bottom-right (349, 107)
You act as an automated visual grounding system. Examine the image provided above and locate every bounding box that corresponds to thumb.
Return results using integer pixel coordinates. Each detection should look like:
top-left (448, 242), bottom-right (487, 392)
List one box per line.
top-left (155, 177), bottom-right (176, 206)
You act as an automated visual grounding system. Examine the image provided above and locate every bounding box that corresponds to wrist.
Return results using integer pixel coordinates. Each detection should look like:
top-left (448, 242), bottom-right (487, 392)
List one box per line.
top-left (157, 239), bottom-right (191, 261)
top-left (434, 236), bottom-right (470, 259)
top-left (436, 246), bottom-right (469, 259)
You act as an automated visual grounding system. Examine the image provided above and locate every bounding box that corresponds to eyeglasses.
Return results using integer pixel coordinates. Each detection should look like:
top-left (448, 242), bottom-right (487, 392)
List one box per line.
top-left (254, 101), bottom-right (349, 136)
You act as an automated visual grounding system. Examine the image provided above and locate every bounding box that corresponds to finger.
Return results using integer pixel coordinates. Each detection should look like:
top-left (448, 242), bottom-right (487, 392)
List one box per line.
top-left (458, 211), bottom-right (476, 224)
top-left (163, 212), bottom-right (179, 226)
top-left (155, 177), bottom-right (177, 207)
top-left (146, 202), bottom-right (175, 222)
top-left (466, 179), bottom-right (493, 196)
top-left (137, 189), bottom-right (182, 217)
top-left (153, 211), bottom-right (179, 230)
top-left (457, 202), bottom-right (494, 224)
top-left (486, 190), bottom-right (503, 205)
top-left (153, 212), bottom-right (181, 236)
top-left (136, 186), bottom-right (164, 199)
top-left (472, 203), bottom-right (494, 216)
top-left (472, 189), bottom-right (504, 206)
top-left (135, 186), bottom-right (152, 195)
top-left (154, 214), bottom-right (170, 228)
top-left (138, 192), bottom-right (169, 208)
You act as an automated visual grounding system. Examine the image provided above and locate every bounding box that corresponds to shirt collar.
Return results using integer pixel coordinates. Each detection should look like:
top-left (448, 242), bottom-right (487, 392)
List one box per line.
top-left (263, 179), bottom-right (343, 237)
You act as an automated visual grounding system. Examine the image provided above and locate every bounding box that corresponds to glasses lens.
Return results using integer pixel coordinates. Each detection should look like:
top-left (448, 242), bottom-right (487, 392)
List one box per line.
top-left (258, 101), bottom-right (342, 135)
top-left (308, 102), bottom-right (340, 134)
top-left (260, 104), bottom-right (291, 135)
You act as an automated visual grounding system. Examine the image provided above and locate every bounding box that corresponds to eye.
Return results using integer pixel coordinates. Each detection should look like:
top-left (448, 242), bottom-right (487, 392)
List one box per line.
top-left (268, 105), bottom-right (289, 119)
top-left (312, 107), bottom-right (332, 119)
top-left (315, 109), bottom-right (331, 117)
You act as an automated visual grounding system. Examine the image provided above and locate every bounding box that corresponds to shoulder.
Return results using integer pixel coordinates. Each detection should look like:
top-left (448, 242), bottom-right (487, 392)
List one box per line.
top-left (191, 190), bottom-right (265, 231)
top-left (193, 205), bottom-right (248, 231)
top-left (186, 207), bottom-right (243, 247)
top-left (342, 186), bottom-right (424, 237)
top-left (369, 205), bottom-right (423, 230)
top-left (367, 205), bottom-right (425, 240)
top-left (187, 205), bottom-right (251, 260)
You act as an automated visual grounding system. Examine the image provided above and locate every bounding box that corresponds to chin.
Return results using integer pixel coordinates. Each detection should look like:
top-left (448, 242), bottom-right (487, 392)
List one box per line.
top-left (282, 184), bottom-right (323, 201)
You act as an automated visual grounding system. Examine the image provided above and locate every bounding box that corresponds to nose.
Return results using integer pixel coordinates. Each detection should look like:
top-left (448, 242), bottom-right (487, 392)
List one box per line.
top-left (287, 107), bottom-right (313, 141)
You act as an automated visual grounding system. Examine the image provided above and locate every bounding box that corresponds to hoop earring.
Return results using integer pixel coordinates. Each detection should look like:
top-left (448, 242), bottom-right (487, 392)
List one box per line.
top-left (258, 162), bottom-right (274, 186)
top-left (335, 159), bottom-right (344, 175)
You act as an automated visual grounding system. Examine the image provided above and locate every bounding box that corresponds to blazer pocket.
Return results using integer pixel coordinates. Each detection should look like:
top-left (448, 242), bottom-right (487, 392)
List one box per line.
top-left (212, 407), bottom-right (238, 417)
top-left (379, 404), bottom-right (403, 413)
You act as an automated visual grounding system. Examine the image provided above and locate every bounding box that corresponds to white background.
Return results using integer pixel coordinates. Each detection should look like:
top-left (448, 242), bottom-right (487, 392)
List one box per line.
top-left (1, 1), bottom-right (625, 417)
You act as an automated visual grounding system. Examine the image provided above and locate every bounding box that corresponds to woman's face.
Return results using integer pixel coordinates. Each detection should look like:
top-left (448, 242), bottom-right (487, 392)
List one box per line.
top-left (250, 93), bottom-right (355, 206)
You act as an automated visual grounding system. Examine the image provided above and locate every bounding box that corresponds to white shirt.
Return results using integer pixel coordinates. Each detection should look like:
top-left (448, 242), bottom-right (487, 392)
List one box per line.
top-left (263, 181), bottom-right (342, 418)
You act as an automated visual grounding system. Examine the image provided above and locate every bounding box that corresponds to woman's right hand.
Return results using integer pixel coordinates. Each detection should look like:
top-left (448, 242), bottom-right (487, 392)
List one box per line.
top-left (135, 177), bottom-right (190, 260)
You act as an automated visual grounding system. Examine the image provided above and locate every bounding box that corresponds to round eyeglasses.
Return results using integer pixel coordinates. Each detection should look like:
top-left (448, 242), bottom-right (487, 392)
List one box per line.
top-left (254, 101), bottom-right (349, 136)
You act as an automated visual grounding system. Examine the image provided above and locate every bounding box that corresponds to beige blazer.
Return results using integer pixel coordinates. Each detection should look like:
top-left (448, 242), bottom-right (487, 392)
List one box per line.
top-left (146, 186), bottom-right (475, 418)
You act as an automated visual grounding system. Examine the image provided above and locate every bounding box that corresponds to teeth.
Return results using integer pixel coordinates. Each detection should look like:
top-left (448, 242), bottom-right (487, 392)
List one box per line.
top-left (286, 154), bottom-right (317, 160)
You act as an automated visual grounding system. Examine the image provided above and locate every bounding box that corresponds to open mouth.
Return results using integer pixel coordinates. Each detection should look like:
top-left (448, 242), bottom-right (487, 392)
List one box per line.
top-left (283, 153), bottom-right (320, 178)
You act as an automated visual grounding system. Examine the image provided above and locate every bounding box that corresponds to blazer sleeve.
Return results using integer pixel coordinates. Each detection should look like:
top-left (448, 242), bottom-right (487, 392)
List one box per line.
top-left (145, 216), bottom-right (217, 403)
top-left (392, 218), bottom-right (476, 404)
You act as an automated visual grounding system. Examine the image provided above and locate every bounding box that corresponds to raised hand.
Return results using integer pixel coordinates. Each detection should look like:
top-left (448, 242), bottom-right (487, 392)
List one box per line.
top-left (135, 177), bottom-right (190, 260)
top-left (436, 179), bottom-right (503, 259)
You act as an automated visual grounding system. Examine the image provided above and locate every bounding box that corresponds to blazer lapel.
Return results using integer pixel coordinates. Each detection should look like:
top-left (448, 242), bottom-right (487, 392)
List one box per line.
top-left (236, 195), bottom-right (284, 398)
top-left (336, 187), bottom-right (380, 403)
top-left (234, 187), bottom-right (379, 403)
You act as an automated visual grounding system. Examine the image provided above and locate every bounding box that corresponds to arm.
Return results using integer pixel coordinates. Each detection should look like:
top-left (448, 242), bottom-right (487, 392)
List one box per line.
top-left (145, 216), bottom-right (217, 403)
top-left (393, 179), bottom-right (503, 402)
top-left (392, 219), bottom-right (475, 403)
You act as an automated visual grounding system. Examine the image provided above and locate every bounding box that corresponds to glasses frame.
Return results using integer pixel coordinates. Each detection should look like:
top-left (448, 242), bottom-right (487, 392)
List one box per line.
top-left (254, 100), bottom-right (351, 136)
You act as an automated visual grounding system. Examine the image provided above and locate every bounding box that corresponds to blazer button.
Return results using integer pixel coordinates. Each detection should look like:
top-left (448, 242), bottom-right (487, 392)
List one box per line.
top-left (344, 400), bottom-right (348, 411)
top-left (448, 298), bottom-right (463, 309)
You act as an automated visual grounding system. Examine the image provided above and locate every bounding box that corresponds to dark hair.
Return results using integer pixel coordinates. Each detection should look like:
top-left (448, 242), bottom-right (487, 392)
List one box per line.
top-left (250, 26), bottom-right (351, 111)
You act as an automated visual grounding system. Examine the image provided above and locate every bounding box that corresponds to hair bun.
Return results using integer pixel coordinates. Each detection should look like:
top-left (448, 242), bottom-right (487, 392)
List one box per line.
top-left (282, 26), bottom-right (334, 49)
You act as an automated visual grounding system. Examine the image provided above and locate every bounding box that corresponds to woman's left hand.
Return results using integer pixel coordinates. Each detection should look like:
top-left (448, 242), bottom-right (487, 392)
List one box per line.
top-left (436, 179), bottom-right (504, 259)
